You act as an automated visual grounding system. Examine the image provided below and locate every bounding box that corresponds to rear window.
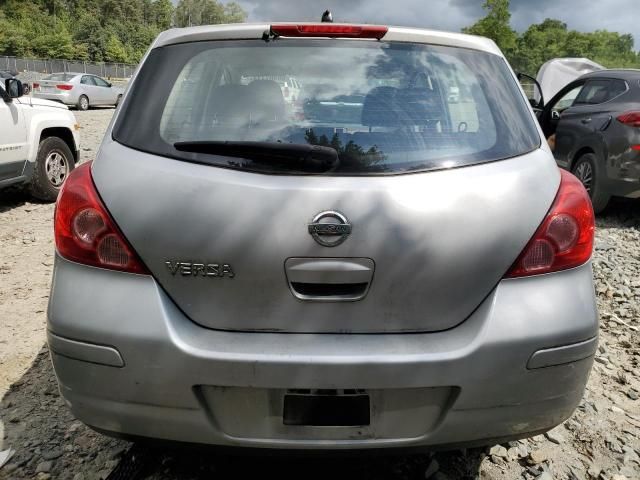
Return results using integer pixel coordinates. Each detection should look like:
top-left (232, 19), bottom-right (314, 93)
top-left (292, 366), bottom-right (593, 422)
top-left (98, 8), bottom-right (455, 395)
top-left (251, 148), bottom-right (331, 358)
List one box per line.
top-left (44, 73), bottom-right (76, 81)
top-left (575, 79), bottom-right (628, 106)
top-left (114, 40), bottom-right (540, 175)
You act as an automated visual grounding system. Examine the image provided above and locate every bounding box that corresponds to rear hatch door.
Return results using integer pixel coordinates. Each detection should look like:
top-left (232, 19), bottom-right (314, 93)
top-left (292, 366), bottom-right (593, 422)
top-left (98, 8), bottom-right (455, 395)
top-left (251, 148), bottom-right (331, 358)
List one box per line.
top-left (93, 34), bottom-right (555, 333)
top-left (93, 144), bottom-right (557, 334)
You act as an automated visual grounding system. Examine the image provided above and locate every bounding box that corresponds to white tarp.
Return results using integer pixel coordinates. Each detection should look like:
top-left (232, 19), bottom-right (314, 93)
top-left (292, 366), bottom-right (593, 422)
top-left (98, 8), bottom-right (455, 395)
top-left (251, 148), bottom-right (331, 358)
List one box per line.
top-left (536, 58), bottom-right (605, 104)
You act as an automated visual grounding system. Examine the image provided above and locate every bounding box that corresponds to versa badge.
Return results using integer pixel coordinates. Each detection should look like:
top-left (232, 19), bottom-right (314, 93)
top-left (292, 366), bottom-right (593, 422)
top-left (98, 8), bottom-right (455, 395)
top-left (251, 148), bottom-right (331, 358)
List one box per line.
top-left (165, 261), bottom-right (235, 278)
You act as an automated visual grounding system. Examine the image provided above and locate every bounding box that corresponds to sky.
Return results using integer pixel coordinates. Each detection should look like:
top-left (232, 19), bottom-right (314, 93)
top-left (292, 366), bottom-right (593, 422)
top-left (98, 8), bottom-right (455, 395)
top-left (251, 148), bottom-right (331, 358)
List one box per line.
top-left (230, 0), bottom-right (640, 48)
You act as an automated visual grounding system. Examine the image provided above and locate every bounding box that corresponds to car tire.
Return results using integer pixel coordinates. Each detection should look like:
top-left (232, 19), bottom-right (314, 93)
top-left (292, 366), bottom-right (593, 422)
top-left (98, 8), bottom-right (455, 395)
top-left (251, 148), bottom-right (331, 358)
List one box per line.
top-left (115, 94), bottom-right (122, 107)
top-left (77, 95), bottom-right (89, 111)
top-left (572, 153), bottom-right (610, 213)
top-left (29, 137), bottom-right (76, 202)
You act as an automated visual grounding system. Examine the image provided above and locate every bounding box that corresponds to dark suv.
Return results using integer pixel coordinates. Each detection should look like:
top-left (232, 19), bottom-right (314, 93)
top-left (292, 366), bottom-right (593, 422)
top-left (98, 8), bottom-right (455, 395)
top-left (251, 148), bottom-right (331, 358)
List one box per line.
top-left (540, 69), bottom-right (640, 212)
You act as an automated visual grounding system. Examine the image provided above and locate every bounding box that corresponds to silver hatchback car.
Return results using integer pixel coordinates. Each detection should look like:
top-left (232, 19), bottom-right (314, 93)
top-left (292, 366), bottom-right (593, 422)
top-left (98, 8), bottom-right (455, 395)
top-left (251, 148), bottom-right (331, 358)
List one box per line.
top-left (33, 73), bottom-right (124, 110)
top-left (48, 23), bottom-right (598, 450)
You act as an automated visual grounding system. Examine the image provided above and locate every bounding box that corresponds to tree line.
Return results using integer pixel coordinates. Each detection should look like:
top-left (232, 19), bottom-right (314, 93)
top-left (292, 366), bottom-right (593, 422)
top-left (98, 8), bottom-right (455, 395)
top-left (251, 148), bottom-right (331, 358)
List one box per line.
top-left (0, 0), bottom-right (246, 64)
top-left (1, 0), bottom-right (639, 74)
top-left (464, 0), bottom-right (640, 74)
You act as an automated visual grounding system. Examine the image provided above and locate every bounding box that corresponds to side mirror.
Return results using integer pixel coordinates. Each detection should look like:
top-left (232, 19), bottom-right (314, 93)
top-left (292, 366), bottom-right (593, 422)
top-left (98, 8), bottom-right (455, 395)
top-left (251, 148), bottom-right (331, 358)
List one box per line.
top-left (5, 78), bottom-right (24, 99)
top-left (107, 82), bottom-right (112, 88)
top-left (517, 73), bottom-right (544, 111)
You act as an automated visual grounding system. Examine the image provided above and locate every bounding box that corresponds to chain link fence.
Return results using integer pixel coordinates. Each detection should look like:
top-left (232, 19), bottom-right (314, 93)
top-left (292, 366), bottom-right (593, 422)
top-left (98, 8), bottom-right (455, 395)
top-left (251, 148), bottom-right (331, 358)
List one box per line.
top-left (1, 56), bottom-right (137, 80)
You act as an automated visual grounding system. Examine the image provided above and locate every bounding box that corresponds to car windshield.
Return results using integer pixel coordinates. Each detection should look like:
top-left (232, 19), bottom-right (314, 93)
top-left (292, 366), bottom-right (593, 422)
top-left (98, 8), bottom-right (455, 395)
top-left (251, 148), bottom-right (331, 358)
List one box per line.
top-left (43, 73), bottom-right (76, 81)
top-left (114, 39), bottom-right (540, 175)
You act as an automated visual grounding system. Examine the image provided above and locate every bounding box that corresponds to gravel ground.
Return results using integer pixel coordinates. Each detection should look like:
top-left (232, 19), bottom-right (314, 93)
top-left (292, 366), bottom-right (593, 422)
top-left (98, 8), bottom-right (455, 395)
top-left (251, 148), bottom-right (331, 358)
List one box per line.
top-left (1, 109), bottom-right (639, 480)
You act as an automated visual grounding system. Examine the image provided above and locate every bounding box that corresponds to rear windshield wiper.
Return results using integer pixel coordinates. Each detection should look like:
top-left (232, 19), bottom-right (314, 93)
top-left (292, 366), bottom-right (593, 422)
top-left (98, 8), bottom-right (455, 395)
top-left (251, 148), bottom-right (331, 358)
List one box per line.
top-left (173, 141), bottom-right (339, 173)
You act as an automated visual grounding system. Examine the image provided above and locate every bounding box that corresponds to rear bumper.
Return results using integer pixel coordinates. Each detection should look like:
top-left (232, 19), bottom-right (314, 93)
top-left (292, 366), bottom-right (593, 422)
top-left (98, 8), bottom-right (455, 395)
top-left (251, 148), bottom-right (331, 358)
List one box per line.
top-left (606, 177), bottom-right (640, 199)
top-left (48, 255), bottom-right (598, 449)
top-left (33, 91), bottom-right (76, 105)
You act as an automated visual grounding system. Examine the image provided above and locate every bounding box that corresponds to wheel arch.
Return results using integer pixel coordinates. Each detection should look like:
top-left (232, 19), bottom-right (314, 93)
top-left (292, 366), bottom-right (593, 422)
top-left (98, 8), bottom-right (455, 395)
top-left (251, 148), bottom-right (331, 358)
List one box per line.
top-left (40, 127), bottom-right (78, 164)
top-left (570, 145), bottom-right (611, 213)
top-left (78, 94), bottom-right (90, 109)
top-left (570, 146), bottom-right (596, 171)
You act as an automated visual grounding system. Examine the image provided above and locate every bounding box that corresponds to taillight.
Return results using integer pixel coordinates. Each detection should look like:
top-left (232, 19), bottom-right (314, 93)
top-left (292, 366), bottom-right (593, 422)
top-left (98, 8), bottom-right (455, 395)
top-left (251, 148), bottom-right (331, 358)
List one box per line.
top-left (271, 24), bottom-right (388, 39)
top-left (32, 82), bottom-right (40, 89)
top-left (56, 84), bottom-right (73, 90)
top-left (505, 170), bottom-right (594, 278)
top-left (617, 111), bottom-right (640, 127)
top-left (54, 162), bottom-right (149, 274)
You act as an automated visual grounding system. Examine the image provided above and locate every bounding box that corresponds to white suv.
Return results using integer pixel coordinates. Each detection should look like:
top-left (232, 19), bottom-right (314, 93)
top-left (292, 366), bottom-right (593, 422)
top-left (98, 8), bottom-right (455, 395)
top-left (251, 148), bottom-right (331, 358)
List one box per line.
top-left (0, 78), bottom-right (80, 201)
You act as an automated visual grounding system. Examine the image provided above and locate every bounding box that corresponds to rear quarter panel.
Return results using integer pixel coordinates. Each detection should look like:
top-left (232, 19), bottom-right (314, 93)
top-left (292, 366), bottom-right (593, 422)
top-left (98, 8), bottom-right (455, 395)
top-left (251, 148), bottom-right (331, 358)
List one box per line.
top-left (602, 99), bottom-right (640, 191)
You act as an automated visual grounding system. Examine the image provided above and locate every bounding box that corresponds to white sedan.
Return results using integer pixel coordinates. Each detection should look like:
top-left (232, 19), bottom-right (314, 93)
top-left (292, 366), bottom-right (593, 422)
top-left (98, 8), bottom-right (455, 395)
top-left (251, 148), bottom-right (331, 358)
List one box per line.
top-left (32, 73), bottom-right (125, 111)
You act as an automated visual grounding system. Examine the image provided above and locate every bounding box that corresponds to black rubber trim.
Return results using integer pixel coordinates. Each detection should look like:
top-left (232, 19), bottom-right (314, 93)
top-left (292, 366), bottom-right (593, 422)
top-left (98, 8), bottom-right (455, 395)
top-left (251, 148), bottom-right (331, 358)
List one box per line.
top-left (0, 159), bottom-right (27, 181)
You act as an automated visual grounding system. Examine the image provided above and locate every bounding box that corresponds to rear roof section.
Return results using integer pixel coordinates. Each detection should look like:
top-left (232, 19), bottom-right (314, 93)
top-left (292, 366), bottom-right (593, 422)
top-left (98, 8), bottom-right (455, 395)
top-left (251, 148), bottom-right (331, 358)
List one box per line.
top-left (152, 23), bottom-right (502, 56)
top-left (582, 69), bottom-right (640, 80)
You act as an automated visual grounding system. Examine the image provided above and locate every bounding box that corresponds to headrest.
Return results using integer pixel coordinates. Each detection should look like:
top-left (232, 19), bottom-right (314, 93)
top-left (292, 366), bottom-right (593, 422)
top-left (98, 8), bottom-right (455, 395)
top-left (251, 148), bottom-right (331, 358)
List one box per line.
top-left (208, 85), bottom-right (248, 119)
top-left (247, 80), bottom-right (285, 121)
top-left (396, 88), bottom-right (444, 124)
top-left (588, 88), bottom-right (608, 105)
top-left (361, 87), bottom-right (400, 127)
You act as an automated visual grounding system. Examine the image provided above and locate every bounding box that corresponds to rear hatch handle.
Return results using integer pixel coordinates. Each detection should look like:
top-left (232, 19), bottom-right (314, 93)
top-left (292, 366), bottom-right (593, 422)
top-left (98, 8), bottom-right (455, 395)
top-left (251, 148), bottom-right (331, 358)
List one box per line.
top-left (285, 258), bottom-right (375, 302)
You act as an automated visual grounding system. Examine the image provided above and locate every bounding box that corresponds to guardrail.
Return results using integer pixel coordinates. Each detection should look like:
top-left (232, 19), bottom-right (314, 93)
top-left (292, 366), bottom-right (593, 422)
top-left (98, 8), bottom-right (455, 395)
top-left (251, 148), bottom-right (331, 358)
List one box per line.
top-left (1, 56), bottom-right (137, 79)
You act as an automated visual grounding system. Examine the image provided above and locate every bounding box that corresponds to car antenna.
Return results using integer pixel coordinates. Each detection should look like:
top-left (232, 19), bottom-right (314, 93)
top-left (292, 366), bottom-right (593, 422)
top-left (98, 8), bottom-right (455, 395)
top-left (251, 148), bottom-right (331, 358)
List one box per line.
top-left (321, 10), bottom-right (333, 23)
